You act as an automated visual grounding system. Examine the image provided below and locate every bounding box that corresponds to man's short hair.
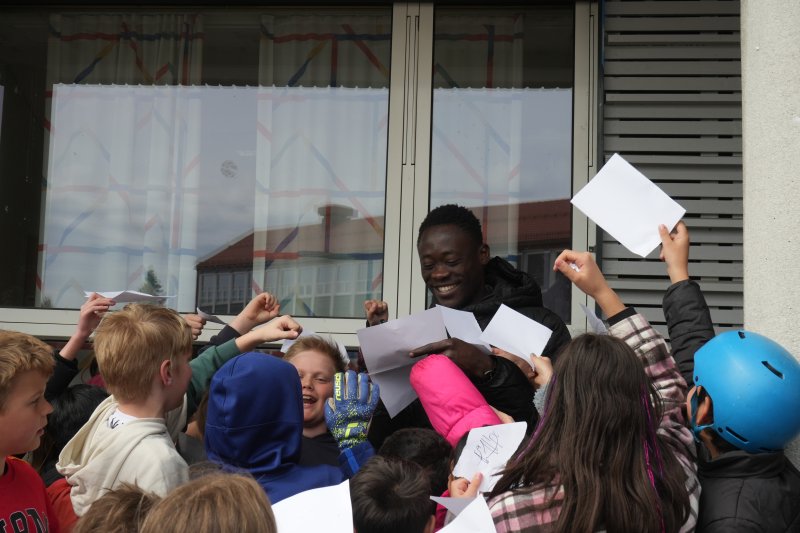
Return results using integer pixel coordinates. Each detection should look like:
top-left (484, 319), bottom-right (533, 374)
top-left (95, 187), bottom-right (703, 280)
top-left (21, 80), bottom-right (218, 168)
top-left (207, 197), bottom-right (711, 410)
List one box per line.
top-left (0, 330), bottom-right (54, 411)
top-left (417, 204), bottom-right (483, 247)
top-left (351, 456), bottom-right (434, 533)
top-left (93, 304), bottom-right (192, 403)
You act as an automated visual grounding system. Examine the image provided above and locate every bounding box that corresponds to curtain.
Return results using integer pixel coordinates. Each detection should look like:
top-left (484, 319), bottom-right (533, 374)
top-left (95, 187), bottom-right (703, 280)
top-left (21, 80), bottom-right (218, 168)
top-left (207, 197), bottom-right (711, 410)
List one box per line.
top-left (39, 14), bottom-right (203, 309)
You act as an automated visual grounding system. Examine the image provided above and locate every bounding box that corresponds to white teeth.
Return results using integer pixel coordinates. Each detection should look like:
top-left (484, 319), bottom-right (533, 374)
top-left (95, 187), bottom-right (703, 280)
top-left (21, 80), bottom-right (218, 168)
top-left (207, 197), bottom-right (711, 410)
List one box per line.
top-left (436, 285), bottom-right (457, 294)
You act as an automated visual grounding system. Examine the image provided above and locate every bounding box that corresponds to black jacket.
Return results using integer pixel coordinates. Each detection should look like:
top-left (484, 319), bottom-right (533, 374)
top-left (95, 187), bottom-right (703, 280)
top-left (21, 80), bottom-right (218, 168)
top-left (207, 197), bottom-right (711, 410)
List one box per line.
top-left (663, 279), bottom-right (800, 532)
top-left (367, 257), bottom-right (572, 449)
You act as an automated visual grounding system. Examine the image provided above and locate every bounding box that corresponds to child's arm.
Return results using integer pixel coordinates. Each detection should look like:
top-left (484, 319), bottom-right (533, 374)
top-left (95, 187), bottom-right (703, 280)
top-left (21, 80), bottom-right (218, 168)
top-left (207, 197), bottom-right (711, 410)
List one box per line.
top-left (186, 314), bottom-right (302, 412)
top-left (199, 292), bottom-right (282, 350)
top-left (659, 222), bottom-right (715, 386)
top-left (46, 293), bottom-right (115, 400)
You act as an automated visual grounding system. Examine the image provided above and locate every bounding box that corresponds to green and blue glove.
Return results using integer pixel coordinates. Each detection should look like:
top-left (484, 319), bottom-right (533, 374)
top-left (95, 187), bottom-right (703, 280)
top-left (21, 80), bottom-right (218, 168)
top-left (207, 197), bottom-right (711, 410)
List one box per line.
top-left (325, 370), bottom-right (380, 451)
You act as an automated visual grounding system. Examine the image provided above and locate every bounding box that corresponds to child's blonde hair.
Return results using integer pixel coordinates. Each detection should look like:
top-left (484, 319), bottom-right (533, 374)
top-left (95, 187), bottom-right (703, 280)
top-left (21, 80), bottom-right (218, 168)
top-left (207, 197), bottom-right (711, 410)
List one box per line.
top-left (140, 472), bottom-right (277, 533)
top-left (0, 330), bottom-right (54, 410)
top-left (93, 304), bottom-right (192, 403)
top-left (283, 335), bottom-right (347, 373)
top-left (72, 483), bottom-right (160, 533)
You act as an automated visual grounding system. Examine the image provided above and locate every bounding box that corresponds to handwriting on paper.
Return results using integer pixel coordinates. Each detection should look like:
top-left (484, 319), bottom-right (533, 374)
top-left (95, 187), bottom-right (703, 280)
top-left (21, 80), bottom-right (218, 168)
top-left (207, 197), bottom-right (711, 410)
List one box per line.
top-left (453, 422), bottom-right (527, 493)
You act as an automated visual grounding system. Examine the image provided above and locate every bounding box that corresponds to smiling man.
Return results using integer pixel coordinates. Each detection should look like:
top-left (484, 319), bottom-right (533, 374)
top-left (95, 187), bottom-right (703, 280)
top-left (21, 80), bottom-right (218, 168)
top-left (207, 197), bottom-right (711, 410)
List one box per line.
top-left (364, 204), bottom-right (571, 448)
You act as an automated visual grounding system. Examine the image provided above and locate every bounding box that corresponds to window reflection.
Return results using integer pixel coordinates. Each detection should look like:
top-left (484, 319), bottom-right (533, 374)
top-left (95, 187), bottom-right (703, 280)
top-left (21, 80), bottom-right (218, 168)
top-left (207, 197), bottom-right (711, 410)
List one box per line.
top-left (27, 9), bottom-right (392, 317)
top-left (430, 7), bottom-right (574, 323)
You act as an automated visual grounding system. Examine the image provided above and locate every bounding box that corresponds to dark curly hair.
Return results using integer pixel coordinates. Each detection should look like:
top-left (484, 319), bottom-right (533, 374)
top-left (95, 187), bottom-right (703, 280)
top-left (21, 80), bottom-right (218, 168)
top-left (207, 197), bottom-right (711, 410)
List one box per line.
top-left (417, 204), bottom-right (483, 247)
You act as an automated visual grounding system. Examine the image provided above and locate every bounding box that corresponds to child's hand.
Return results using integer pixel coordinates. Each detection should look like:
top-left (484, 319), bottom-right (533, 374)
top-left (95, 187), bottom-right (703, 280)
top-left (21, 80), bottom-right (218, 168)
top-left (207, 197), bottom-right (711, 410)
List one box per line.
top-left (449, 472), bottom-right (483, 498)
top-left (231, 292), bottom-right (281, 334)
top-left (183, 314), bottom-right (206, 340)
top-left (77, 293), bottom-right (115, 337)
top-left (325, 371), bottom-right (380, 450)
top-left (659, 221), bottom-right (690, 284)
top-left (363, 299), bottom-right (389, 326)
top-left (255, 314), bottom-right (302, 343)
top-left (554, 250), bottom-right (625, 318)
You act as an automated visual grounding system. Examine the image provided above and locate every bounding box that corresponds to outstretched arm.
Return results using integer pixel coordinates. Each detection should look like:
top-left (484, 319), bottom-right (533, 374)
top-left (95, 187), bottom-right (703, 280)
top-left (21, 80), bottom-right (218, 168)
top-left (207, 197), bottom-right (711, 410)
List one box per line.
top-left (659, 222), bottom-right (715, 385)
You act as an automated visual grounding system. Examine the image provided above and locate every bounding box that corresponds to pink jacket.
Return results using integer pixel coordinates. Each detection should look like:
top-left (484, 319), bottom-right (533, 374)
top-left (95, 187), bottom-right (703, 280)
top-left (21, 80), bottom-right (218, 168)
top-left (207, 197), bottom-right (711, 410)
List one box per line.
top-left (410, 354), bottom-right (502, 447)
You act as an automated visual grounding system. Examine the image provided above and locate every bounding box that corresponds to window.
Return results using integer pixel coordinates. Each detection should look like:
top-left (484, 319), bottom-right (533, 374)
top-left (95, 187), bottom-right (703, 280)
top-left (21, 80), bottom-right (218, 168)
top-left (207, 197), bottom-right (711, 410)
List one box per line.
top-left (0, 3), bottom-right (596, 341)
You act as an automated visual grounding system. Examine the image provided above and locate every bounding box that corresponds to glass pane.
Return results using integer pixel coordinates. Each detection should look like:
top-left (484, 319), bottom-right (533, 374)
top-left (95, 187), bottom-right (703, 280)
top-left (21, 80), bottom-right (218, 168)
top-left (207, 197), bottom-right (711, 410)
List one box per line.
top-left (430, 6), bottom-right (574, 323)
top-left (0, 8), bottom-right (391, 317)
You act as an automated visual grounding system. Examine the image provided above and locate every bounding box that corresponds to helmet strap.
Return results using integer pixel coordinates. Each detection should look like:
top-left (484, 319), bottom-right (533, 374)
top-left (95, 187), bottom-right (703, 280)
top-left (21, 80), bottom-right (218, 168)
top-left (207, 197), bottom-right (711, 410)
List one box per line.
top-left (690, 387), bottom-right (713, 444)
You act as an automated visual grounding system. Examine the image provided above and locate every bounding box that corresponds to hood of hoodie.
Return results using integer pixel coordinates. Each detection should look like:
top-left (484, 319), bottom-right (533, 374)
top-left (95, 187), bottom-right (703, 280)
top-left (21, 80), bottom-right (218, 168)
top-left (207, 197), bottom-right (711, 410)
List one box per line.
top-left (56, 396), bottom-right (186, 515)
top-left (460, 257), bottom-right (543, 328)
top-left (204, 352), bottom-right (342, 503)
top-left (410, 354), bottom-right (502, 447)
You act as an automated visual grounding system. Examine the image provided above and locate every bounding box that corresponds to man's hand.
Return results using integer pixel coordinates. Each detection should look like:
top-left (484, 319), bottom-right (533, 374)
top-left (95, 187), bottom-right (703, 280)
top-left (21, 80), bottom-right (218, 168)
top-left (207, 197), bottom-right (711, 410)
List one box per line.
top-left (363, 299), bottom-right (389, 326)
top-left (659, 221), bottom-right (690, 284)
top-left (554, 250), bottom-right (625, 318)
top-left (230, 292), bottom-right (281, 334)
top-left (410, 338), bottom-right (493, 379)
top-left (492, 347), bottom-right (536, 385)
top-left (325, 371), bottom-right (380, 450)
top-left (235, 314), bottom-right (301, 352)
top-left (183, 314), bottom-right (206, 340)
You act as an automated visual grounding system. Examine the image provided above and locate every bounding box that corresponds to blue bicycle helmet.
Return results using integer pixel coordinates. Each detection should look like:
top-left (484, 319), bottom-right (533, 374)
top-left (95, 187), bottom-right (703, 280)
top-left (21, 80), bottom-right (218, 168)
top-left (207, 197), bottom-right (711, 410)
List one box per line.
top-left (692, 330), bottom-right (800, 453)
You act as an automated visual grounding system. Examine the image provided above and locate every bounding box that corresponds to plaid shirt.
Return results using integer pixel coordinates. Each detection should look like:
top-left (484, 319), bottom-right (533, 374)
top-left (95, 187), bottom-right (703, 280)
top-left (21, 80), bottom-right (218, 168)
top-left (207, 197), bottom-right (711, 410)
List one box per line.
top-left (489, 313), bottom-right (700, 532)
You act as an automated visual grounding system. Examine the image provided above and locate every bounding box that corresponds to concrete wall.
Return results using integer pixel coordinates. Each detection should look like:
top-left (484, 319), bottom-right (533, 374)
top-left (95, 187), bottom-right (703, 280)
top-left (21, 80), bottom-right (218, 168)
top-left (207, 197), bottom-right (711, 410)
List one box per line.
top-left (741, 0), bottom-right (800, 465)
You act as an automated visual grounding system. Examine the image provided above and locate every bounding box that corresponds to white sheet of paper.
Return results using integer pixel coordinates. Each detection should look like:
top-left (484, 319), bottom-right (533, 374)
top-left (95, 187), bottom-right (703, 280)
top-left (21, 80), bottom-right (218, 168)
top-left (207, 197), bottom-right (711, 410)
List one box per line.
top-left (272, 480), bottom-right (352, 533)
top-left (438, 496), bottom-right (496, 533)
top-left (453, 422), bottom-right (527, 493)
top-left (357, 307), bottom-right (448, 417)
top-left (571, 153), bottom-right (685, 257)
top-left (431, 496), bottom-right (476, 517)
top-left (437, 305), bottom-right (491, 352)
top-left (357, 307), bottom-right (447, 374)
top-left (580, 303), bottom-right (608, 335)
top-left (195, 308), bottom-right (226, 325)
top-left (479, 304), bottom-right (553, 367)
top-left (85, 290), bottom-right (171, 303)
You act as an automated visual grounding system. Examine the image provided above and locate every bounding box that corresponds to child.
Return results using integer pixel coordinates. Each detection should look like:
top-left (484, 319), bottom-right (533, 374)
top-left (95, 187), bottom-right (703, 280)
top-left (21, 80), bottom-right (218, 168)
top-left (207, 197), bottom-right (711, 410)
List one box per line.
top-left (487, 250), bottom-right (700, 532)
top-left (378, 428), bottom-right (452, 497)
top-left (350, 456), bottom-right (436, 533)
top-left (660, 222), bottom-right (800, 531)
top-left (53, 299), bottom-right (300, 522)
top-left (140, 472), bottom-right (276, 533)
top-left (204, 352), bottom-right (344, 504)
top-left (71, 484), bottom-right (159, 533)
top-left (283, 335), bottom-right (348, 467)
top-left (0, 330), bottom-right (59, 532)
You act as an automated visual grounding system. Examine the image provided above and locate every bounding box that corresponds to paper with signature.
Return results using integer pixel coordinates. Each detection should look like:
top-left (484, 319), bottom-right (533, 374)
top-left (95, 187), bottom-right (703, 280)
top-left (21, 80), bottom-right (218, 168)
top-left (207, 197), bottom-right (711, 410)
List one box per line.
top-left (478, 304), bottom-right (553, 369)
top-left (571, 153), bottom-right (685, 258)
top-left (453, 422), bottom-right (527, 493)
top-left (85, 290), bottom-right (171, 303)
top-left (272, 480), bottom-right (351, 533)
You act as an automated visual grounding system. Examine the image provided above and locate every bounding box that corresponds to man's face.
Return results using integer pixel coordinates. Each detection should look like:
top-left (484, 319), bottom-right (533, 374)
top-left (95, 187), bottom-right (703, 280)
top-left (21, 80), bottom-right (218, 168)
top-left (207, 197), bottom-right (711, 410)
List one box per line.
top-left (417, 224), bottom-right (489, 309)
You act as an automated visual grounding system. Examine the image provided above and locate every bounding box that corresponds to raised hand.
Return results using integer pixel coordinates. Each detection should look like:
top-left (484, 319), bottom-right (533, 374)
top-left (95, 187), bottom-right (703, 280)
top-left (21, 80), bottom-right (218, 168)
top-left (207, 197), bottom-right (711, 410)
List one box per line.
top-left (363, 299), bottom-right (389, 326)
top-left (325, 371), bottom-right (380, 450)
top-left (449, 472), bottom-right (483, 498)
top-left (659, 221), bottom-right (690, 284)
top-left (61, 293), bottom-right (116, 361)
top-left (235, 314), bottom-right (302, 352)
top-left (183, 314), bottom-right (206, 340)
top-left (410, 337), bottom-right (493, 379)
top-left (554, 250), bottom-right (625, 318)
top-left (230, 292), bottom-right (281, 334)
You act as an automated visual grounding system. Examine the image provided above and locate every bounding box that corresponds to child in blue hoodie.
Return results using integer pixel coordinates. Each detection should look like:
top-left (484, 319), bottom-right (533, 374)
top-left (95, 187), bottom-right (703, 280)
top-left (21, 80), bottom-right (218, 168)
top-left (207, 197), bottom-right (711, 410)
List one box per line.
top-left (204, 353), bottom-right (378, 504)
